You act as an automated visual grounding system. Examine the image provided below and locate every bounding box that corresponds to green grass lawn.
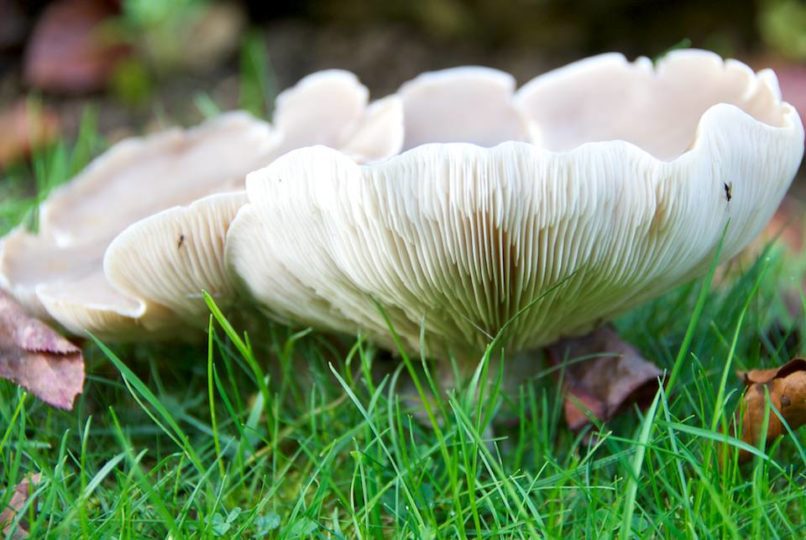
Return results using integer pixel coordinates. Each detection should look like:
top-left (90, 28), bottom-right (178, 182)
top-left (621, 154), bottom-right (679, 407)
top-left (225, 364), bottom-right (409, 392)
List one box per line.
top-left (2, 106), bottom-right (806, 539)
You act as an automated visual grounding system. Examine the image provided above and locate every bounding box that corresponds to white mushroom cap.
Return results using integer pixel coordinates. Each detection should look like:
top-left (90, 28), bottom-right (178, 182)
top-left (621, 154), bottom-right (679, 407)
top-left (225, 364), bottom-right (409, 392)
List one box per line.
top-left (0, 70), bottom-right (404, 339)
top-left (340, 96), bottom-right (406, 163)
top-left (90, 84), bottom-right (403, 338)
top-left (32, 193), bottom-right (248, 340)
top-left (0, 112), bottom-right (273, 338)
top-left (399, 66), bottom-right (532, 150)
top-left (39, 111), bottom-right (278, 247)
top-left (102, 192), bottom-right (246, 326)
top-left (515, 50), bottom-right (788, 160)
top-left (271, 70), bottom-right (403, 161)
top-left (0, 230), bottom-right (105, 319)
top-left (228, 52), bottom-right (804, 360)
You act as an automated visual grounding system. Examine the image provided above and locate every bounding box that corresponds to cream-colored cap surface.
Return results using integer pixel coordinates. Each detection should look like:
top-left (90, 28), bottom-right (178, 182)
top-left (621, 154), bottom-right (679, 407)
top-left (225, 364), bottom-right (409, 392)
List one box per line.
top-left (399, 66), bottom-right (532, 150)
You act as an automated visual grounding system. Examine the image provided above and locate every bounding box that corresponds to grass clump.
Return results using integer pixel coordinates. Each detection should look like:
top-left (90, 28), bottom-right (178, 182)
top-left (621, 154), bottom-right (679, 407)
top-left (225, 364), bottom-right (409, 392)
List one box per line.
top-left (2, 220), bottom-right (805, 538)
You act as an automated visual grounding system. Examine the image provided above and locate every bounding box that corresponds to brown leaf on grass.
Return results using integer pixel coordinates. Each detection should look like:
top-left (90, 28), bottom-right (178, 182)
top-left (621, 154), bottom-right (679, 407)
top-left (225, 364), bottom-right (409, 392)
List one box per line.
top-left (0, 100), bottom-right (60, 169)
top-left (0, 473), bottom-right (41, 538)
top-left (0, 291), bottom-right (84, 409)
top-left (736, 358), bottom-right (806, 461)
top-left (547, 326), bottom-right (662, 431)
top-left (24, 0), bottom-right (127, 93)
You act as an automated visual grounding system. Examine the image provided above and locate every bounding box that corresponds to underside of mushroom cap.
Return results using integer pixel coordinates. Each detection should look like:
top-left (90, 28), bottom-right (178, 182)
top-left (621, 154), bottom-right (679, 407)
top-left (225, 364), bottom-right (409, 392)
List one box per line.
top-left (516, 49), bottom-right (790, 161)
top-left (228, 87), bottom-right (802, 359)
top-left (2, 229), bottom-right (185, 340)
top-left (20, 192), bottom-right (248, 341)
top-left (103, 192), bottom-right (247, 324)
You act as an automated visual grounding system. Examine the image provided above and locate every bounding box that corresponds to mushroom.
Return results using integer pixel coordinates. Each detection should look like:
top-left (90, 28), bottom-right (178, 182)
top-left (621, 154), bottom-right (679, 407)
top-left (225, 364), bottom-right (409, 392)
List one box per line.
top-left (0, 70), bottom-right (404, 339)
top-left (1, 111), bottom-right (274, 338)
top-left (397, 66), bottom-right (534, 149)
top-left (227, 50), bottom-right (804, 362)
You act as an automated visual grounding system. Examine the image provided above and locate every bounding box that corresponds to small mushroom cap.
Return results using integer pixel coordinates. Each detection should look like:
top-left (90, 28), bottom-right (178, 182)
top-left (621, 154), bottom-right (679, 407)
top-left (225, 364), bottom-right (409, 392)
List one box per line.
top-left (84, 84), bottom-right (403, 339)
top-left (228, 54), bottom-right (803, 359)
top-left (274, 70), bottom-right (369, 150)
top-left (21, 192), bottom-right (248, 340)
top-left (0, 112), bottom-right (273, 339)
top-left (0, 230), bottom-right (105, 319)
top-left (39, 111), bottom-right (278, 247)
top-left (339, 96), bottom-right (405, 162)
top-left (36, 275), bottom-right (153, 339)
top-left (0, 70), bottom-right (404, 340)
top-left (103, 191), bottom-right (246, 324)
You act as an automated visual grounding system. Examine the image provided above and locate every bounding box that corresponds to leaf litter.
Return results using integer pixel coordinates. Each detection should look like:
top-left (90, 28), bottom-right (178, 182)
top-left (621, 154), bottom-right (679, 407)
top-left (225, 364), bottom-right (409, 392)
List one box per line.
top-left (0, 291), bottom-right (84, 409)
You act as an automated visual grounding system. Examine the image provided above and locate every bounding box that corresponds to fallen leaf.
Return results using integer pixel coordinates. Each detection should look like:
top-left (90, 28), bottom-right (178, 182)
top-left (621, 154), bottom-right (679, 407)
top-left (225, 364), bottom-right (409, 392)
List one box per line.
top-left (0, 473), bottom-right (41, 538)
top-left (0, 101), bottom-right (60, 169)
top-left (547, 325), bottom-right (662, 431)
top-left (736, 358), bottom-right (806, 461)
top-left (0, 291), bottom-right (84, 409)
top-left (24, 0), bottom-right (127, 93)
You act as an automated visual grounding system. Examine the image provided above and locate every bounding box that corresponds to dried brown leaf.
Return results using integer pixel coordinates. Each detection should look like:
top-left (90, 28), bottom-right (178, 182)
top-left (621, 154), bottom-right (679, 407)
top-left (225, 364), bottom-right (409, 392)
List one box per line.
top-left (23, 0), bottom-right (127, 93)
top-left (547, 325), bottom-right (662, 431)
top-left (0, 473), bottom-right (41, 538)
top-left (0, 101), bottom-right (60, 169)
top-left (737, 358), bottom-right (806, 461)
top-left (0, 291), bottom-right (84, 409)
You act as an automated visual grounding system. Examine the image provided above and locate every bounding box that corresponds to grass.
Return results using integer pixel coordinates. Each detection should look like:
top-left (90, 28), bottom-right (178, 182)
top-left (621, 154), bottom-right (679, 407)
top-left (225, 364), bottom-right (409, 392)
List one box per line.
top-left (3, 239), bottom-right (805, 538)
top-left (2, 68), bottom-right (806, 539)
